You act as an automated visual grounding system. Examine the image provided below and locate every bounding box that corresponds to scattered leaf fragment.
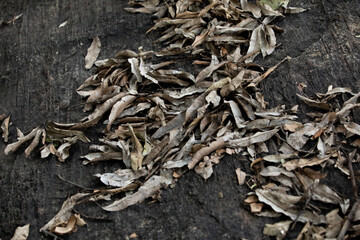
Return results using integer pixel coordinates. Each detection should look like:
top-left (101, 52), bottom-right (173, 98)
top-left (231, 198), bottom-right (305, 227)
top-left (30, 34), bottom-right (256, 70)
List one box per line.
top-left (10, 224), bottom-right (30, 240)
top-left (59, 21), bottom-right (68, 28)
top-left (235, 168), bottom-right (246, 185)
top-left (1, 116), bottom-right (10, 142)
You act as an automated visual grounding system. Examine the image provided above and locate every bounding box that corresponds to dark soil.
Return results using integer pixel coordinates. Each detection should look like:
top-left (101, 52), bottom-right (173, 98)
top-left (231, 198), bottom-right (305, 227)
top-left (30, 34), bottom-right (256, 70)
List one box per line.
top-left (0, 0), bottom-right (359, 239)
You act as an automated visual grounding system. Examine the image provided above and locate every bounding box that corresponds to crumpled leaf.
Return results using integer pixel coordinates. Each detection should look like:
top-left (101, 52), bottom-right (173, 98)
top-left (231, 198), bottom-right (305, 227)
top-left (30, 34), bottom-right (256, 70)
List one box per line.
top-left (40, 193), bottom-right (89, 232)
top-left (10, 224), bottom-right (30, 240)
top-left (241, 0), bottom-right (262, 18)
top-left (258, 2), bottom-right (283, 17)
top-left (85, 36), bottom-right (101, 69)
top-left (56, 138), bottom-right (75, 162)
top-left (206, 90), bottom-right (221, 107)
top-left (246, 21), bottom-right (276, 62)
top-left (40, 144), bottom-right (52, 158)
top-left (286, 123), bottom-right (320, 150)
top-left (103, 175), bottom-right (172, 211)
top-left (53, 214), bottom-right (77, 235)
top-left (128, 57), bottom-right (142, 82)
top-left (52, 213), bottom-right (87, 235)
top-left (195, 158), bottom-right (213, 180)
top-left (95, 169), bottom-right (147, 188)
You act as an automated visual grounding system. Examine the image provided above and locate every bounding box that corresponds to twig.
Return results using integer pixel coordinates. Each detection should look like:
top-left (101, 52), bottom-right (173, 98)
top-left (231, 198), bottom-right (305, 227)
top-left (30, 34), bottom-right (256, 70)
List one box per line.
top-left (73, 208), bottom-right (113, 222)
top-left (42, 230), bottom-right (63, 240)
top-left (57, 174), bottom-right (94, 191)
top-left (337, 201), bottom-right (359, 240)
top-left (98, 182), bottom-right (139, 194)
top-left (348, 149), bottom-right (359, 201)
top-left (337, 148), bottom-right (359, 239)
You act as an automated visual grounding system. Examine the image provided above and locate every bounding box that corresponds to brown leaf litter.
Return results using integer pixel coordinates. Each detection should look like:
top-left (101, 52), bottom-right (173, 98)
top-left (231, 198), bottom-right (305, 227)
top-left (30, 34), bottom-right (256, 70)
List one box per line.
top-left (3, 1), bottom-right (360, 239)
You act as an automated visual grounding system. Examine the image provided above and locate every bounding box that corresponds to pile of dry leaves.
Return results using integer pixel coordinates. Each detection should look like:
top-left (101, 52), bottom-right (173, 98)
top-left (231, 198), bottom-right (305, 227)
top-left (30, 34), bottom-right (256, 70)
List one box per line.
top-left (2, 0), bottom-right (360, 239)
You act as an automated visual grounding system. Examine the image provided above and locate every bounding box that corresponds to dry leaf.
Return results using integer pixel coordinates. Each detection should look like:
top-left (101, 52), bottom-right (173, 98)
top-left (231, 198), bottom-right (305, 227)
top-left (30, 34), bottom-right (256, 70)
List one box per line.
top-left (74, 213), bottom-right (86, 227)
top-left (95, 169), bottom-right (147, 188)
top-left (228, 129), bottom-right (279, 147)
top-left (195, 60), bottom-right (226, 82)
top-left (250, 202), bottom-right (264, 213)
top-left (129, 124), bottom-right (144, 170)
top-left (46, 122), bottom-right (90, 143)
top-left (256, 189), bottom-right (325, 224)
top-left (235, 168), bottom-right (246, 185)
top-left (263, 220), bottom-right (292, 238)
top-left (325, 209), bottom-right (343, 238)
top-left (107, 95), bottom-right (137, 131)
top-left (282, 156), bottom-right (330, 171)
top-left (4, 127), bottom-right (41, 155)
top-left (103, 175), bottom-right (172, 211)
top-left (85, 36), bottom-right (101, 69)
top-left (188, 140), bottom-right (226, 169)
top-left (195, 159), bottom-right (213, 180)
top-left (343, 122), bottom-right (360, 136)
top-left (40, 193), bottom-right (89, 232)
top-left (10, 224), bottom-right (30, 240)
top-left (260, 166), bottom-right (295, 178)
top-left (53, 215), bottom-right (77, 235)
top-left (24, 129), bottom-right (42, 158)
top-left (1, 116), bottom-right (10, 142)
top-left (297, 94), bottom-right (331, 111)
top-left (81, 152), bottom-right (122, 165)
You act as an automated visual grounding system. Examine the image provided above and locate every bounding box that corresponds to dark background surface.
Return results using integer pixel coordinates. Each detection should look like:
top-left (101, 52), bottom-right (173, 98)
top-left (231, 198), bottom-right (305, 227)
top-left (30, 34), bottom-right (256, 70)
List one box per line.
top-left (0, 0), bottom-right (359, 239)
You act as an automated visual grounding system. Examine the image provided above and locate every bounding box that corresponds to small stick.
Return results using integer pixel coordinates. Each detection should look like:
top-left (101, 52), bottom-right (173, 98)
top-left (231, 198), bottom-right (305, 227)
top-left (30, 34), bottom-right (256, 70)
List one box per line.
top-left (337, 201), bottom-right (359, 240)
top-left (98, 183), bottom-right (139, 194)
top-left (348, 149), bottom-right (359, 201)
top-left (337, 148), bottom-right (359, 239)
top-left (57, 174), bottom-right (94, 191)
top-left (73, 208), bottom-right (113, 222)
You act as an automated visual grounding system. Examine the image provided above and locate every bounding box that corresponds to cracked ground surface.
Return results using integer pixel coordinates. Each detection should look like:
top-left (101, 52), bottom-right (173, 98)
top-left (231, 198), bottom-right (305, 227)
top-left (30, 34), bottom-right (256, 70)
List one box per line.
top-left (0, 0), bottom-right (359, 239)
